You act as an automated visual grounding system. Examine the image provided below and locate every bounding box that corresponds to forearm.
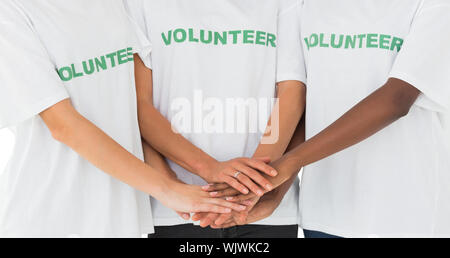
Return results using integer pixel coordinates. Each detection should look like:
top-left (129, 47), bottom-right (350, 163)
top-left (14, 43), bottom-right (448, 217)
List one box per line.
top-left (41, 100), bottom-right (172, 199)
top-left (138, 102), bottom-right (217, 179)
top-left (253, 81), bottom-right (305, 161)
top-left (134, 55), bottom-right (217, 180)
top-left (275, 78), bottom-right (421, 182)
top-left (253, 82), bottom-right (305, 191)
top-left (142, 140), bottom-right (179, 181)
top-left (269, 115), bottom-right (306, 198)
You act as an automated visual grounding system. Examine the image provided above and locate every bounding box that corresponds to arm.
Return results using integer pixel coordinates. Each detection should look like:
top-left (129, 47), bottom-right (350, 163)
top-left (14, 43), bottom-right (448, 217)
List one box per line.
top-left (142, 140), bottom-right (191, 220)
top-left (134, 55), bottom-right (276, 195)
top-left (254, 81), bottom-right (306, 160)
top-left (212, 78), bottom-right (420, 227)
top-left (142, 140), bottom-right (178, 181)
top-left (205, 81), bottom-right (306, 198)
top-left (267, 78), bottom-right (420, 188)
top-left (260, 114), bottom-right (306, 207)
top-left (197, 81), bottom-right (306, 226)
top-left (242, 81), bottom-right (306, 202)
top-left (40, 99), bottom-right (247, 214)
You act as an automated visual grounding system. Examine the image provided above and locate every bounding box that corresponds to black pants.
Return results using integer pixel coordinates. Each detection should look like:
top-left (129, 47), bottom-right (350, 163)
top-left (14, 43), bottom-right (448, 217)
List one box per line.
top-left (149, 224), bottom-right (298, 238)
top-left (303, 230), bottom-right (342, 239)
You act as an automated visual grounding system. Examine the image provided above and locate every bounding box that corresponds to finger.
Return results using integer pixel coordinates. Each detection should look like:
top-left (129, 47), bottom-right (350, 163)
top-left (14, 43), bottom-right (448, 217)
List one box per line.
top-left (236, 212), bottom-right (248, 225)
top-left (254, 156), bottom-right (271, 164)
top-left (212, 214), bottom-right (233, 228)
top-left (225, 193), bottom-right (257, 203)
top-left (244, 158), bottom-right (278, 177)
top-left (192, 212), bottom-right (207, 222)
top-left (194, 203), bottom-right (233, 214)
top-left (200, 213), bottom-right (220, 228)
top-left (234, 172), bottom-right (265, 197)
top-left (234, 163), bottom-right (273, 193)
top-left (212, 188), bottom-right (241, 198)
top-left (202, 183), bottom-right (229, 192)
top-left (242, 199), bottom-right (256, 206)
top-left (176, 212), bottom-right (191, 221)
top-left (205, 198), bottom-right (247, 212)
top-left (214, 213), bottom-right (234, 226)
top-left (223, 176), bottom-right (249, 195)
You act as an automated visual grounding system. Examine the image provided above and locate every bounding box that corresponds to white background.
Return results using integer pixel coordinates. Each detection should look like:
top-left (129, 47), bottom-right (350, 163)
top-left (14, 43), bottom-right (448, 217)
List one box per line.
top-left (0, 129), bottom-right (14, 175)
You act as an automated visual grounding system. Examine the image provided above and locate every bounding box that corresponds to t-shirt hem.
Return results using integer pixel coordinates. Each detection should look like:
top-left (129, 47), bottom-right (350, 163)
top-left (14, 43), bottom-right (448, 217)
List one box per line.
top-left (276, 73), bottom-right (307, 85)
top-left (0, 91), bottom-right (69, 130)
top-left (141, 224), bottom-right (155, 236)
top-left (251, 216), bottom-right (299, 226)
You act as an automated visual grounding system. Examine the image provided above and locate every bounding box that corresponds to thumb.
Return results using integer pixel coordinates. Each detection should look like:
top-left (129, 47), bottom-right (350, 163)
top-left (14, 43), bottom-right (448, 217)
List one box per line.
top-left (177, 212), bottom-right (191, 221)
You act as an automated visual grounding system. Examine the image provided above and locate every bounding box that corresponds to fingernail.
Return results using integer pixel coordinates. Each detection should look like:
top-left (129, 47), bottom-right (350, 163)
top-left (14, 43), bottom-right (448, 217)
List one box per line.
top-left (210, 192), bottom-right (218, 197)
top-left (244, 201), bottom-right (253, 206)
top-left (183, 214), bottom-right (190, 220)
top-left (266, 184), bottom-right (273, 191)
top-left (257, 190), bottom-right (264, 196)
top-left (272, 170), bottom-right (278, 176)
top-left (202, 185), bottom-right (210, 190)
top-left (239, 205), bottom-right (247, 211)
top-left (226, 197), bottom-right (234, 201)
top-left (225, 208), bottom-right (231, 213)
top-left (243, 189), bottom-right (249, 194)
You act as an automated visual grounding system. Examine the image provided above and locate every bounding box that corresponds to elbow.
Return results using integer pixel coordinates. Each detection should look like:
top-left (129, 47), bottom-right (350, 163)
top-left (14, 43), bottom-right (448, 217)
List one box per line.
top-left (47, 113), bottom-right (79, 144)
top-left (386, 78), bottom-right (420, 120)
top-left (49, 122), bottom-right (72, 144)
top-left (391, 94), bottom-right (414, 119)
top-left (396, 105), bottom-right (411, 118)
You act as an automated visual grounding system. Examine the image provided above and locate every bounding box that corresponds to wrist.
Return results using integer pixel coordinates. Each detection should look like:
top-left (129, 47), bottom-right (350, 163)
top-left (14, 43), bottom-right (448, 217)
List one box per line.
top-left (270, 187), bottom-right (286, 204)
top-left (269, 162), bottom-right (290, 188)
top-left (259, 190), bottom-right (284, 215)
top-left (273, 153), bottom-right (303, 186)
top-left (193, 157), bottom-right (219, 182)
top-left (148, 172), bottom-right (175, 201)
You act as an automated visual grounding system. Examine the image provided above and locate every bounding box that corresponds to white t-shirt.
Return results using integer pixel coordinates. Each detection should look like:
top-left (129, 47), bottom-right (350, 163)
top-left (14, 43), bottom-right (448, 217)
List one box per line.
top-left (125, 0), bottom-right (306, 226)
top-left (299, 0), bottom-right (450, 237)
top-left (0, 0), bottom-right (153, 237)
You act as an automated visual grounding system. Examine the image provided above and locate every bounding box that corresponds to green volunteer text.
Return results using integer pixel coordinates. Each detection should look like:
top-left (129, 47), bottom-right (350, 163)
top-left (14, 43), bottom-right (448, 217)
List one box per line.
top-left (162, 28), bottom-right (277, 47)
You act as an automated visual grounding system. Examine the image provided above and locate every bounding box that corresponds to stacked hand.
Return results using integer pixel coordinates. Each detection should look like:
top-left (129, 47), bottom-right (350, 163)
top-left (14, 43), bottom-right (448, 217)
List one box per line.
top-left (157, 180), bottom-right (251, 217)
top-left (166, 157), bottom-right (287, 226)
top-left (192, 188), bottom-right (283, 228)
top-left (201, 157), bottom-right (277, 196)
top-left (165, 157), bottom-right (278, 222)
top-left (191, 159), bottom-right (290, 228)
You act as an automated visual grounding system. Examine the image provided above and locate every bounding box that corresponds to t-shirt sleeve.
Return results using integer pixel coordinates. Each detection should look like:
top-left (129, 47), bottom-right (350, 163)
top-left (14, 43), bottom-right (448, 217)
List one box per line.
top-left (0, 3), bottom-right (69, 129)
top-left (389, 1), bottom-right (450, 113)
top-left (123, 0), bottom-right (153, 69)
top-left (276, 0), bottom-right (307, 84)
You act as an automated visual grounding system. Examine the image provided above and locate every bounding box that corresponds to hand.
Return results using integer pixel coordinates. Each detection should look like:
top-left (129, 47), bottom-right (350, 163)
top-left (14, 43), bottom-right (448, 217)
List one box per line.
top-left (202, 183), bottom-right (260, 202)
top-left (211, 191), bottom-right (282, 228)
top-left (171, 179), bottom-right (193, 221)
top-left (176, 211), bottom-right (191, 221)
top-left (192, 197), bottom-right (259, 228)
top-left (201, 157), bottom-right (277, 197)
top-left (156, 179), bottom-right (249, 215)
top-left (203, 158), bottom-right (291, 200)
